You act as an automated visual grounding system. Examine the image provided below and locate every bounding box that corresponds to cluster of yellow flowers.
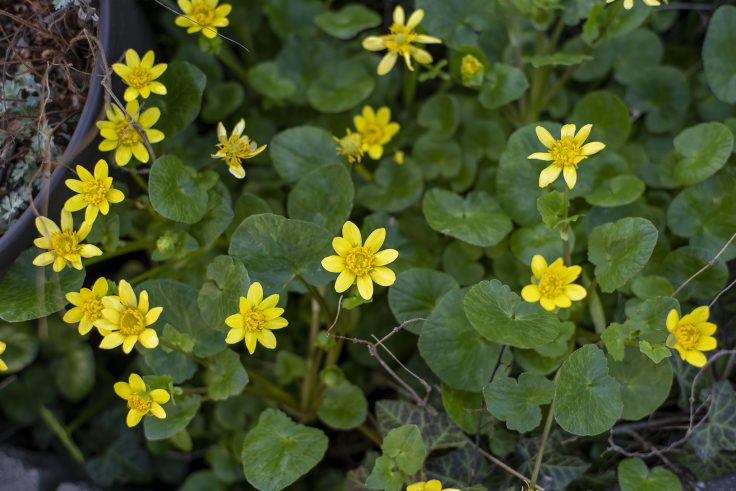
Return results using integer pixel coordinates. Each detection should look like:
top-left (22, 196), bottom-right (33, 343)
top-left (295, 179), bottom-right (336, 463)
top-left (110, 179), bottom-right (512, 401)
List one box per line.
top-left (98, 49), bottom-right (167, 166)
top-left (336, 106), bottom-right (401, 165)
top-left (175, 0), bottom-right (231, 39)
top-left (525, 123), bottom-right (717, 367)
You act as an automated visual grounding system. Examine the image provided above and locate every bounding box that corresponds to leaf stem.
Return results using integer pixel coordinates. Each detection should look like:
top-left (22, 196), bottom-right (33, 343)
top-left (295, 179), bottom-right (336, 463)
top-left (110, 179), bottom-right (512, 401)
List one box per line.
top-left (40, 406), bottom-right (84, 464)
top-left (83, 238), bottom-right (154, 266)
top-left (531, 372), bottom-right (559, 488)
top-left (561, 185), bottom-right (571, 265)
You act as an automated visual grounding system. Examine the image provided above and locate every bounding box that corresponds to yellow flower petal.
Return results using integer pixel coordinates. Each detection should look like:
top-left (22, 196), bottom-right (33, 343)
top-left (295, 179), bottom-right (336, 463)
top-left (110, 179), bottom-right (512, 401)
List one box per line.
top-left (521, 284), bottom-right (541, 302)
top-left (356, 275), bottom-right (374, 300)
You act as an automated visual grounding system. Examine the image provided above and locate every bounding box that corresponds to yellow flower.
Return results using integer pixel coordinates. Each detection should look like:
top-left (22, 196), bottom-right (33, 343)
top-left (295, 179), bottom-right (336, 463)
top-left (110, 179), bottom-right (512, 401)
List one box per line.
top-left (33, 209), bottom-right (101, 272)
top-left (212, 119), bottom-right (267, 179)
top-left (114, 373), bottom-right (170, 427)
top-left (528, 124), bottom-right (605, 189)
top-left (461, 54), bottom-right (482, 77)
top-left (97, 280), bottom-right (162, 354)
top-left (336, 129), bottom-right (364, 164)
top-left (666, 306), bottom-right (717, 368)
top-left (321, 221), bottom-right (399, 300)
top-left (96, 99), bottom-right (165, 166)
top-left (407, 480), bottom-right (459, 491)
top-left (112, 49), bottom-right (167, 102)
top-left (63, 277), bottom-right (109, 336)
top-left (394, 150), bottom-right (405, 165)
top-left (521, 255), bottom-right (587, 311)
top-left (64, 159), bottom-right (125, 223)
top-left (354, 106), bottom-right (400, 160)
top-left (362, 5), bottom-right (442, 76)
top-left (225, 282), bottom-right (288, 355)
top-left (0, 340), bottom-right (8, 372)
top-left (607, 0), bottom-right (662, 9)
top-left (175, 0), bottom-right (231, 39)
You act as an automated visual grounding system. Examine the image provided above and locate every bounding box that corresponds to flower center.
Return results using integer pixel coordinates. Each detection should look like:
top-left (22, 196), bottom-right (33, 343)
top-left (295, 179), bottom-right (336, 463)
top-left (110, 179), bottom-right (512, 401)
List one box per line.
top-left (82, 179), bottom-right (109, 206)
top-left (362, 123), bottom-right (384, 145)
top-left (345, 247), bottom-right (374, 276)
top-left (51, 231), bottom-right (81, 257)
top-left (385, 24), bottom-right (418, 55)
top-left (242, 310), bottom-right (265, 332)
top-left (114, 120), bottom-right (141, 146)
top-left (191, 3), bottom-right (216, 25)
top-left (128, 393), bottom-right (152, 413)
top-left (538, 272), bottom-right (564, 298)
top-left (219, 135), bottom-right (251, 158)
top-left (82, 297), bottom-right (103, 321)
top-left (550, 137), bottom-right (582, 168)
top-left (674, 323), bottom-right (700, 350)
top-left (119, 307), bottom-right (145, 336)
top-left (127, 66), bottom-right (152, 89)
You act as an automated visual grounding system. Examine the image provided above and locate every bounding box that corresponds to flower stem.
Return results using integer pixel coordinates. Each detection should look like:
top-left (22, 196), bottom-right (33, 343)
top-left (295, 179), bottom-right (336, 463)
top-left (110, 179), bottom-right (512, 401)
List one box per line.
top-left (83, 238), bottom-right (154, 266)
top-left (531, 372), bottom-right (559, 488)
top-left (402, 67), bottom-right (418, 106)
top-left (560, 185), bottom-right (571, 265)
top-left (40, 406), bottom-right (84, 464)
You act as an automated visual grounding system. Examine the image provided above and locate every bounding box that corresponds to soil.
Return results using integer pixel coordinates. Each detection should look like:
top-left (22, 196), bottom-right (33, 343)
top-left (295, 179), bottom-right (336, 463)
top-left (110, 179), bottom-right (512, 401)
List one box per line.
top-left (0, 0), bottom-right (98, 235)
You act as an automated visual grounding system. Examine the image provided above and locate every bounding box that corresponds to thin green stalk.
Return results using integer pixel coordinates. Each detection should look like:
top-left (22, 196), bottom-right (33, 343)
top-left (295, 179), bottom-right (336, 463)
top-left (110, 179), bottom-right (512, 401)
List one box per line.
top-left (560, 185), bottom-right (571, 265)
top-left (40, 406), bottom-right (84, 464)
top-left (131, 172), bottom-right (148, 193)
top-left (402, 67), bottom-right (418, 106)
top-left (217, 46), bottom-right (249, 84)
top-left (531, 372), bottom-right (559, 488)
top-left (248, 370), bottom-right (298, 407)
top-left (83, 238), bottom-right (154, 266)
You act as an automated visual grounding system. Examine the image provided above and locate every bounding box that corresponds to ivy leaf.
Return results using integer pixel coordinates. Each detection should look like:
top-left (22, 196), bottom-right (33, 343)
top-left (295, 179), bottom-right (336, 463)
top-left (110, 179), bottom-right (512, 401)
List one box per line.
top-left (554, 345), bottom-right (623, 436)
top-left (241, 409), bottom-right (328, 491)
top-left (588, 217), bottom-right (658, 292)
top-left (375, 400), bottom-right (467, 451)
top-left (483, 373), bottom-right (555, 433)
top-left (423, 189), bottom-right (512, 247)
top-left (689, 382), bottom-right (736, 461)
top-left (618, 458), bottom-right (682, 491)
top-left (463, 280), bottom-right (560, 349)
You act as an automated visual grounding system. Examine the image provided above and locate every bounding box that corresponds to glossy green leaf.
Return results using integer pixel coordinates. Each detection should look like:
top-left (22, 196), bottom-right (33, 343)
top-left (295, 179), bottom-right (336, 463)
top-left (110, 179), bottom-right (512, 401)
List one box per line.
top-left (662, 247), bottom-right (728, 301)
top-left (412, 135), bottom-right (463, 180)
top-left (197, 255), bottom-right (250, 331)
top-left (148, 155), bottom-right (215, 224)
top-left (0, 249), bottom-right (85, 322)
top-left (588, 217), bottom-right (658, 292)
top-left (423, 189), bottom-right (512, 247)
top-left (703, 5), bottom-right (736, 104)
top-left (554, 345), bottom-right (623, 436)
top-left (416, 0), bottom-right (494, 49)
top-left (307, 59), bottom-right (374, 113)
top-left (144, 394), bottom-right (201, 441)
top-left (672, 122), bottom-right (734, 186)
top-left (418, 289), bottom-right (502, 391)
top-left (356, 158), bottom-right (424, 212)
top-left (586, 174), bottom-right (645, 208)
top-left (479, 64), bottom-right (529, 110)
top-left (241, 409), bottom-right (328, 491)
top-left (270, 126), bottom-right (342, 182)
top-left (51, 343), bottom-right (95, 402)
top-left (608, 347), bottom-right (672, 421)
top-left (625, 66), bottom-right (690, 134)
top-left (287, 164), bottom-right (354, 233)
top-left (388, 268), bottom-right (459, 334)
top-left (464, 280), bottom-right (561, 349)
top-left (206, 348), bottom-right (249, 401)
top-left (314, 4), bottom-right (381, 39)
top-left (150, 61), bottom-right (206, 138)
top-left (247, 62), bottom-right (296, 101)
top-left (317, 377), bottom-right (368, 430)
top-left (483, 373), bottom-right (554, 433)
top-left (201, 81), bottom-right (245, 123)
top-left (229, 213), bottom-right (333, 291)
top-left (418, 93), bottom-right (460, 138)
top-left (618, 458), bottom-right (682, 491)
top-left (441, 385), bottom-right (482, 434)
